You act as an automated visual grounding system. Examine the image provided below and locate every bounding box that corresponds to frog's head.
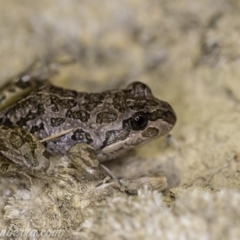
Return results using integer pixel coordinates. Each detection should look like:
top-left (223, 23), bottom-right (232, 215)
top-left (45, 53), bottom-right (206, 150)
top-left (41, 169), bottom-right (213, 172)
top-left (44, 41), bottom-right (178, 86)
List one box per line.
top-left (95, 82), bottom-right (177, 162)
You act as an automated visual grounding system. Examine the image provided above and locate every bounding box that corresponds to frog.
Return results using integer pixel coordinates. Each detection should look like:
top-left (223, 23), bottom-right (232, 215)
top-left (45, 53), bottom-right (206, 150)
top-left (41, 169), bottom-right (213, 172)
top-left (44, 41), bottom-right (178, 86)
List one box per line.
top-left (0, 73), bottom-right (177, 181)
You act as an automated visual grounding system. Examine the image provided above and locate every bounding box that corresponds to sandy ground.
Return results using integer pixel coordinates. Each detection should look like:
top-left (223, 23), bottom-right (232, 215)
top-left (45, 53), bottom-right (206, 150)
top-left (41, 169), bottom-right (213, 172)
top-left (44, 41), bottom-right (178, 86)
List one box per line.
top-left (0, 0), bottom-right (240, 239)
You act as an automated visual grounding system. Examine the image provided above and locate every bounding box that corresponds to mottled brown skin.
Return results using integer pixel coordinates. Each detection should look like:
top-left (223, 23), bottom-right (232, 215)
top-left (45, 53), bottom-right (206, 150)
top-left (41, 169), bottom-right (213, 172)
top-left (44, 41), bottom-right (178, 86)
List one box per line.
top-left (0, 79), bottom-right (176, 173)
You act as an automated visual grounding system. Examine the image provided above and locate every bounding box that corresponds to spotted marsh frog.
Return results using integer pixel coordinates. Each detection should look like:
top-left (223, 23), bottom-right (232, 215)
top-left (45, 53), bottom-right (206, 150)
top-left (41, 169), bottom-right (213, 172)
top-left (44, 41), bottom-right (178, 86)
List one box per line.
top-left (0, 76), bottom-right (176, 177)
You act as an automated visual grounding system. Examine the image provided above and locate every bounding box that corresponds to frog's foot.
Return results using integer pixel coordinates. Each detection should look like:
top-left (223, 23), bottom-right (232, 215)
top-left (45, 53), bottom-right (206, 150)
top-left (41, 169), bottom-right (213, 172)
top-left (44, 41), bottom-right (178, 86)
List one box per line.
top-left (59, 142), bottom-right (109, 182)
top-left (117, 175), bottom-right (168, 194)
top-left (0, 126), bottom-right (50, 172)
top-left (0, 161), bottom-right (22, 177)
top-left (0, 160), bottom-right (64, 187)
top-left (64, 143), bottom-right (167, 193)
top-left (0, 160), bottom-right (35, 184)
top-left (66, 143), bottom-right (168, 193)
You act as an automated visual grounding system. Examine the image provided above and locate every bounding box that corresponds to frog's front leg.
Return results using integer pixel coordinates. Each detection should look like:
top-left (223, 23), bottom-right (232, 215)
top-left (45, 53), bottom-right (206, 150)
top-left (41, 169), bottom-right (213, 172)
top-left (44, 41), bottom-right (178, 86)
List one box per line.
top-left (59, 142), bottom-right (109, 182)
top-left (0, 126), bottom-right (50, 173)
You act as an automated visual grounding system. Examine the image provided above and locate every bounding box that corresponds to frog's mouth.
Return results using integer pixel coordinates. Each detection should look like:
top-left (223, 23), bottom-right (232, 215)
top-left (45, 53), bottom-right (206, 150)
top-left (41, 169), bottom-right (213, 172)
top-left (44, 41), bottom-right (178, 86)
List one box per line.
top-left (97, 118), bottom-right (175, 162)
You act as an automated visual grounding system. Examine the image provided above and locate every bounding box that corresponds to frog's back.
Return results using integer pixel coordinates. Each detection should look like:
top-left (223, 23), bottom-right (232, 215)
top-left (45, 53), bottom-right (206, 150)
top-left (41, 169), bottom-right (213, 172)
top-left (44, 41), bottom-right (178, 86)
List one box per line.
top-left (0, 84), bottom-right (92, 148)
top-left (0, 83), bottom-right (130, 155)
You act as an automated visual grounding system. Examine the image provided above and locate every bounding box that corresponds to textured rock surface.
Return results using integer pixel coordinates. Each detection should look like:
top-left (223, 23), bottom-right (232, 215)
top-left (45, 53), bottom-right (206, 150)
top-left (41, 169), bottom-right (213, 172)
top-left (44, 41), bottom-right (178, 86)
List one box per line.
top-left (0, 0), bottom-right (240, 239)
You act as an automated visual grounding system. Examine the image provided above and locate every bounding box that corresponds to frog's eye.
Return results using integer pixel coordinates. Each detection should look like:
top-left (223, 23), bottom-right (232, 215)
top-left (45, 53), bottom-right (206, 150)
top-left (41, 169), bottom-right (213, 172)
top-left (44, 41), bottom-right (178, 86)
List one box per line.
top-left (129, 112), bottom-right (148, 130)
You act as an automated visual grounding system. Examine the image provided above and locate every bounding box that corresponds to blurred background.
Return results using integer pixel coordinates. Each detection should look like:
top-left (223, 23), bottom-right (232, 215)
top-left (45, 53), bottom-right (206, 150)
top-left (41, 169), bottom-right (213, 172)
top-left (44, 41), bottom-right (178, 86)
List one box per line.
top-left (0, 0), bottom-right (240, 191)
